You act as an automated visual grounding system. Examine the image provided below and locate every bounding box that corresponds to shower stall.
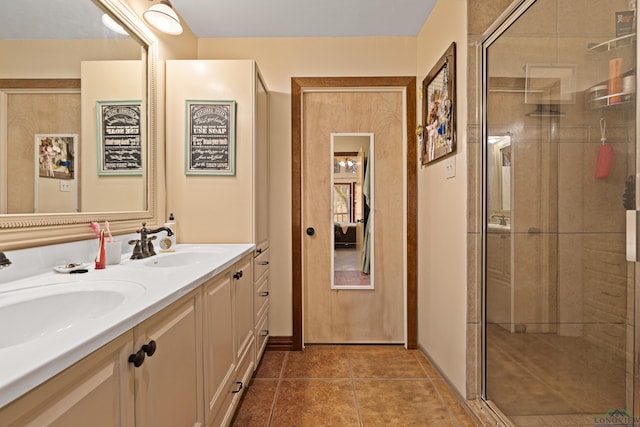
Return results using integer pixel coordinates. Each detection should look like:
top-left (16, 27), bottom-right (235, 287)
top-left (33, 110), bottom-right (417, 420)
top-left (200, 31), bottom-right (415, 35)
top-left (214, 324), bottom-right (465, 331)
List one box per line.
top-left (482, 0), bottom-right (637, 425)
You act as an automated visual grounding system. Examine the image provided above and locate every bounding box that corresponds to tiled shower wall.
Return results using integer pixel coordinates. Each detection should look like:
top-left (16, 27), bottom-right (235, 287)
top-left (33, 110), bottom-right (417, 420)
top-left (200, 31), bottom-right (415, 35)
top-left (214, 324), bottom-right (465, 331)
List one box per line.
top-left (466, 0), bottom-right (635, 403)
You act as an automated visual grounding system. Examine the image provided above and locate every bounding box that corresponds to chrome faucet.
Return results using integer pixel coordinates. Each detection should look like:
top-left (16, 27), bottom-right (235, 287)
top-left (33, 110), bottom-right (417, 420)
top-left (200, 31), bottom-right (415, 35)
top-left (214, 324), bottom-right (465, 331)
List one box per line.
top-left (129, 223), bottom-right (174, 259)
top-left (0, 251), bottom-right (11, 268)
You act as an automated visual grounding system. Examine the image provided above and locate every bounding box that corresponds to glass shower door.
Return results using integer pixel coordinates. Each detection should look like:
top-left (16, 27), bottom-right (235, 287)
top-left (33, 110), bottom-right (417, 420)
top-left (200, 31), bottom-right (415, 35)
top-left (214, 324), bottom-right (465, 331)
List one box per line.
top-left (483, 0), bottom-right (636, 425)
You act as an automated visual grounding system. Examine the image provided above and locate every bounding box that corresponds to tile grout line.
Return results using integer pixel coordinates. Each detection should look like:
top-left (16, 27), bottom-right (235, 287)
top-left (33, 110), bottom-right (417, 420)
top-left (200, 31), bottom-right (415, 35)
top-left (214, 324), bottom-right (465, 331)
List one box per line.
top-left (346, 348), bottom-right (364, 427)
top-left (266, 351), bottom-right (290, 427)
top-left (415, 352), bottom-right (463, 427)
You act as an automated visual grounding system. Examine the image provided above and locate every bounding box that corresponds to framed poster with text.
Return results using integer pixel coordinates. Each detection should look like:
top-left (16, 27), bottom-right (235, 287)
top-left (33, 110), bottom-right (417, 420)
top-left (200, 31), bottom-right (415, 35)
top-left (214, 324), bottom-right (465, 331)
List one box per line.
top-left (96, 100), bottom-right (143, 175)
top-left (185, 100), bottom-right (236, 175)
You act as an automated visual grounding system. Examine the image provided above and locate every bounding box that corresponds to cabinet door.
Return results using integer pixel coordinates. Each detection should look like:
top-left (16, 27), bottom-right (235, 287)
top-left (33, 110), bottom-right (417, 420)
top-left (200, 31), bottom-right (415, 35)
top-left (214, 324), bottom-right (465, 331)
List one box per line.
top-left (203, 268), bottom-right (235, 424)
top-left (133, 292), bottom-right (203, 427)
top-left (0, 331), bottom-right (134, 427)
top-left (234, 255), bottom-right (254, 362)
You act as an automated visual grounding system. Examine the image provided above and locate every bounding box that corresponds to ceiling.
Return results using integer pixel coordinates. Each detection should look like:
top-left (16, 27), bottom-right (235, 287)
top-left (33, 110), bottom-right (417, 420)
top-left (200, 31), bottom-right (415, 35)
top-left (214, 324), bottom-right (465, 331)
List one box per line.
top-left (171, 0), bottom-right (438, 38)
top-left (0, 0), bottom-right (438, 39)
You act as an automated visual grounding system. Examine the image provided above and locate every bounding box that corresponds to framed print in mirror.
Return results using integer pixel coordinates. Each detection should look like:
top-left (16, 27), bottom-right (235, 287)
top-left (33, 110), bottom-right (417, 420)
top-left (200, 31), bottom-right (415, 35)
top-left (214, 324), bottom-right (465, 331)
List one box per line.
top-left (35, 134), bottom-right (76, 180)
top-left (185, 100), bottom-right (236, 175)
top-left (421, 42), bottom-right (456, 165)
top-left (96, 100), bottom-right (143, 176)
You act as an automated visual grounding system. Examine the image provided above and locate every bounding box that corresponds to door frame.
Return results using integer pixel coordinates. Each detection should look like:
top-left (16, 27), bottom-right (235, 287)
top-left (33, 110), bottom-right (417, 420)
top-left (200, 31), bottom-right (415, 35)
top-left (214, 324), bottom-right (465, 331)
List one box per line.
top-left (291, 76), bottom-right (417, 350)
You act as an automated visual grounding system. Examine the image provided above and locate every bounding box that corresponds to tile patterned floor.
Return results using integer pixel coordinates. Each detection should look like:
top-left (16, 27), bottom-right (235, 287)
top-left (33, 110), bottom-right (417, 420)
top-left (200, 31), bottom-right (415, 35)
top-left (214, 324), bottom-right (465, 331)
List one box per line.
top-left (232, 345), bottom-right (480, 426)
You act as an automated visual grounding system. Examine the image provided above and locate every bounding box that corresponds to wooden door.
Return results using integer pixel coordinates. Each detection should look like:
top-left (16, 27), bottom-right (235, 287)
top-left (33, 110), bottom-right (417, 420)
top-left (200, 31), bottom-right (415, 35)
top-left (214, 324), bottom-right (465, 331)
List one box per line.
top-left (302, 90), bottom-right (405, 344)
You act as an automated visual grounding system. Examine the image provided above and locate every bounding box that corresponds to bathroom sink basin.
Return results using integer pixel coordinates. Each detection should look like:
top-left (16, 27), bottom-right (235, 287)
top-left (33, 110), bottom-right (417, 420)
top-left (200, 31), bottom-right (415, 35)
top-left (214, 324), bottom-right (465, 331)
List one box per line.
top-left (488, 223), bottom-right (511, 231)
top-left (143, 252), bottom-right (217, 268)
top-left (0, 280), bottom-right (145, 349)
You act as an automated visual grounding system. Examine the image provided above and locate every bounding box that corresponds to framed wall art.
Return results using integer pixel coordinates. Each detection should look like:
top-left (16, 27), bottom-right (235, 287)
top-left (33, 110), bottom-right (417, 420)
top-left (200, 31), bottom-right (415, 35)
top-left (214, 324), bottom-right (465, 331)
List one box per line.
top-left (421, 42), bottom-right (456, 165)
top-left (96, 100), bottom-right (143, 175)
top-left (35, 134), bottom-right (77, 180)
top-left (185, 100), bottom-right (236, 175)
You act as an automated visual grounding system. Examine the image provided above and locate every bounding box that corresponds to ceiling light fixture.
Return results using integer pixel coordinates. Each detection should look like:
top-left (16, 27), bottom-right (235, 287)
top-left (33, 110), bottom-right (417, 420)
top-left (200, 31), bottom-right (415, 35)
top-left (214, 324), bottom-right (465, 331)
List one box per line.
top-left (144, 0), bottom-right (183, 35)
top-left (102, 13), bottom-right (129, 35)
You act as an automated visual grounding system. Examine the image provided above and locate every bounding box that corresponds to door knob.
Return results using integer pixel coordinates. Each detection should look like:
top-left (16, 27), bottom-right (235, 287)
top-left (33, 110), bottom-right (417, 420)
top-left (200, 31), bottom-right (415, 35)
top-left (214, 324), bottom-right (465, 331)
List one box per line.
top-left (306, 227), bottom-right (315, 236)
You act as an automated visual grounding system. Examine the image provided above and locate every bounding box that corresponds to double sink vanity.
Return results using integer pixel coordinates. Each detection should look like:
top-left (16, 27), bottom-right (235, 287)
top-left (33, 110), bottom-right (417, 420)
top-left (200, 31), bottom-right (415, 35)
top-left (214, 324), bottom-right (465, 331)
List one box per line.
top-left (0, 240), bottom-right (270, 426)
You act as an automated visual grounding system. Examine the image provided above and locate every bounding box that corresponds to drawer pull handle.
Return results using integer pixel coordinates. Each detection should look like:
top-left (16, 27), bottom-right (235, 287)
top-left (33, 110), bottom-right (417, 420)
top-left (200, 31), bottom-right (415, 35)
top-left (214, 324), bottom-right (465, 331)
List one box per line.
top-left (232, 381), bottom-right (243, 394)
top-left (128, 340), bottom-right (157, 367)
top-left (261, 330), bottom-right (269, 337)
top-left (128, 350), bottom-right (145, 367)
top-left (260, 291), bottom-right (270, 297)
top-left (142, 340), bottom-right (157, 357)
top-left (256, 248), bottom-right (264, 254)
top-left (258, 261), bottom-right (269, 266)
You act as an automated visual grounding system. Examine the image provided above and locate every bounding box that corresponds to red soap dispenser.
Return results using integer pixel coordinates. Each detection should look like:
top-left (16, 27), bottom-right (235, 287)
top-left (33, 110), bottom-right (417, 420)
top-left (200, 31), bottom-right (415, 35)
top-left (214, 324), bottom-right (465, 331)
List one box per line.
top-left (95, 230), bottom-right (106, 270)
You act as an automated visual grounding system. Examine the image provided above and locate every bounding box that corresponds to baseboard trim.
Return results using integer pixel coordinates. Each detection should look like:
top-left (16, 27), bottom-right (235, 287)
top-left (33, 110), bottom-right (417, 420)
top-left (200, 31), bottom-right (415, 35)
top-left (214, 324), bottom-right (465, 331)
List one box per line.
top-left (265, 336), bottom-right (293, 351)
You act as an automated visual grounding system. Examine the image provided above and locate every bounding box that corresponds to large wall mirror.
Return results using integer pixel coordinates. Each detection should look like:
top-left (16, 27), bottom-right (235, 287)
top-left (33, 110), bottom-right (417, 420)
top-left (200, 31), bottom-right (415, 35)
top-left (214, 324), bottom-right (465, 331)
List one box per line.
top-left (0, 0), bottom-right (158, 248)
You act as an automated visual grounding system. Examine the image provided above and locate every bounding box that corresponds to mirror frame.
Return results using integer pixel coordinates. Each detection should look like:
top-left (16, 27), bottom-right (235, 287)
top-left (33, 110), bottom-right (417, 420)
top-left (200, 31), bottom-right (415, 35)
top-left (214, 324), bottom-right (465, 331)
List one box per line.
top-left (0, 0), bottom-right (159, 250)
top-left (330, 133), bottom-right (375, 290)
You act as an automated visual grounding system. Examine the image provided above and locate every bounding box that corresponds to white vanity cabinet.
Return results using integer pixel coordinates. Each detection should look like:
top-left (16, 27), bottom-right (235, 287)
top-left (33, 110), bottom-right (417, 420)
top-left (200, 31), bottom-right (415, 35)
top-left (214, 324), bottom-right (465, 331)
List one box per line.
top-left (0, 248), bottom-right (262, 427)
top-left (132, 289), bottom-right (203, 427)
top-left (0, 331), bottom-right (135, 427)
top-left (0, 290), bottom-right (203, 427)
top-left (203, 253), bottom-right (254, 427)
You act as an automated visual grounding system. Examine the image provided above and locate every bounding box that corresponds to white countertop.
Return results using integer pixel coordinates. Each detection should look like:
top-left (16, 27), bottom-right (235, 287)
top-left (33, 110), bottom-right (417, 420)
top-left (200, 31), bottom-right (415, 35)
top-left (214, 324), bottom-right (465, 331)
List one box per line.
top-left (0, 243), bottom-right (254, 408)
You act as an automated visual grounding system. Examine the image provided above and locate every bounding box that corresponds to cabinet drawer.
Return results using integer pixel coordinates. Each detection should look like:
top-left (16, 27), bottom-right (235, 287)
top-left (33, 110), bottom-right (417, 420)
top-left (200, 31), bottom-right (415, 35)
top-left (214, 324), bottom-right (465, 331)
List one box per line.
top-left (254, 249), bottom-right (270, 281)
top-left (254, 271), bottom-right (269, 321)
top-left (256, 313), bottom-right (269, 364)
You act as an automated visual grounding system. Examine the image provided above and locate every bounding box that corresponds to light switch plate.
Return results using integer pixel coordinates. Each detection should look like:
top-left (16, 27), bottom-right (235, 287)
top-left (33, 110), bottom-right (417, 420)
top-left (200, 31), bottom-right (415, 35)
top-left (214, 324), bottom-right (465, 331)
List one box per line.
top-left (445, 157), bottom-right (456, 179)
top-left (59, 181), bottom-right (71, 192)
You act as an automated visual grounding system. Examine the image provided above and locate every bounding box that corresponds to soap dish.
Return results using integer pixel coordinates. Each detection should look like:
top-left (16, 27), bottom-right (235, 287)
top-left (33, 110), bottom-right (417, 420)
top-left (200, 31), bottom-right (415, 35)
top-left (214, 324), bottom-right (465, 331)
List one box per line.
top-left (54, 263), bottom-right (90, 274)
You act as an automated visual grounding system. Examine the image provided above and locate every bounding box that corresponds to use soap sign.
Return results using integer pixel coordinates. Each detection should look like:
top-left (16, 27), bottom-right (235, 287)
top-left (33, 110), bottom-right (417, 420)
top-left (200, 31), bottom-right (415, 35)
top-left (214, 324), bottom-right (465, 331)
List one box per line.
top-left (185, 100), bottom-right (237, 176)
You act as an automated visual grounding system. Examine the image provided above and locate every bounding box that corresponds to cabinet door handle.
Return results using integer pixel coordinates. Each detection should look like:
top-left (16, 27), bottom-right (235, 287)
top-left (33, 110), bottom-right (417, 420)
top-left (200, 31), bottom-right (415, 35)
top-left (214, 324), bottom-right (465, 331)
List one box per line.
top-left (259, 291), bottom-right (269, 297)
top-left (258, 261), bottom-right (269, 266)
top-left (233, 270), bottom-right (243, 280)
top-left (231, 381), bottom-right (243, 394)
top-left (142, 340), bottom-right (157, 357)
top-left (128, 350), bottom-right (145, 367)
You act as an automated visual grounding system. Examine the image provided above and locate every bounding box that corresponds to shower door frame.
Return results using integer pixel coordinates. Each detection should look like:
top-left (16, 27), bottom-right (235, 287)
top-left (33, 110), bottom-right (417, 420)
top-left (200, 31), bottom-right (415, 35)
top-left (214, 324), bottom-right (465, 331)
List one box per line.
top-left (479, 0), bottom-right (639, 420)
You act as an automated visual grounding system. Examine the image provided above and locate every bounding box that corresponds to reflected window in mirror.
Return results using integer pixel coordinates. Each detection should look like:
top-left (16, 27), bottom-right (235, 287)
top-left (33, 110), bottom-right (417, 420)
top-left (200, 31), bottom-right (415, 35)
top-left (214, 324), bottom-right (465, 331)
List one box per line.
top-left (333, 183), bottom-right (354, 223)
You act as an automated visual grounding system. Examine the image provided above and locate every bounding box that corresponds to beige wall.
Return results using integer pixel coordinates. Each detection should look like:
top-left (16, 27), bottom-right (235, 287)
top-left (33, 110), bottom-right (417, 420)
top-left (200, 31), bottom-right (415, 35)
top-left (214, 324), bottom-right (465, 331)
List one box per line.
top-left (194, 37), bottom-right (418, 341)
top-left (416, 0), bottom-right (468, 396)
top-left (80, 61), bottom-right (145, 212)
top-left (0, 39), bottom-right (140, 79)
top-left (6, 93), bottom-right (80, 214)
top-left (165, 60), bottom-right (257, 243)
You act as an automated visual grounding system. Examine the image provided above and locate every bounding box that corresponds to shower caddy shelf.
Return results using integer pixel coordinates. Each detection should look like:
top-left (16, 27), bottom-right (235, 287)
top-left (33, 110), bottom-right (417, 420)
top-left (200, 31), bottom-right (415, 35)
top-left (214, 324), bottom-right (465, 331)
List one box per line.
top-left (586, 33), bottom-right (636, 109)
top-left (587, 33), bottom-right (636, 53)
